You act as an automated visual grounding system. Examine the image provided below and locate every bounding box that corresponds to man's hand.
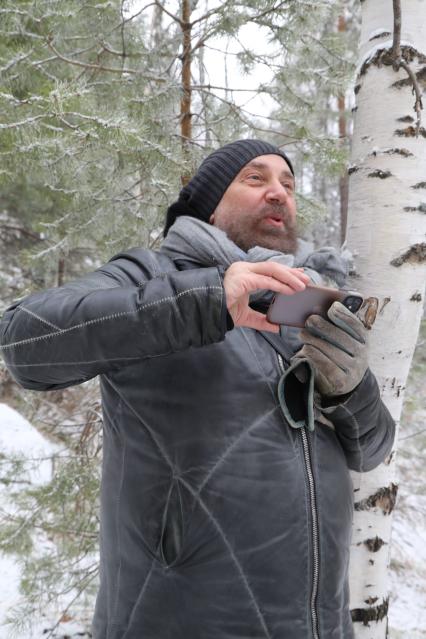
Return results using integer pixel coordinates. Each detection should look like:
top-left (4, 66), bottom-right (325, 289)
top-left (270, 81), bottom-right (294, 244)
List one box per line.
top-left (223, 261), bottom-right (310, 333)
top-left (293, 301), bottom-right (368, 396)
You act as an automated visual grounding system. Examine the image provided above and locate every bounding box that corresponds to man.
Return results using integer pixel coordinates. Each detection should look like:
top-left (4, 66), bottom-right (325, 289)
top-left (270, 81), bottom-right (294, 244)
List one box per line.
top-left (0, 139), bottom-right (394, 639)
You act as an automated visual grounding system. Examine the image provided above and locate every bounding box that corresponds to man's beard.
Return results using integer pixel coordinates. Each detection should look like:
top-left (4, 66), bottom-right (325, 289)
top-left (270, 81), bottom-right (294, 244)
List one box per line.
top-left (223, 204), bottom-right (298, 254)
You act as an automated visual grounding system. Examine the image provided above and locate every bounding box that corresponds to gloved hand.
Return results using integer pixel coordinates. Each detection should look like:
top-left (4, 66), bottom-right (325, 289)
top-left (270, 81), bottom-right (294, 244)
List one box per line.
top-left (292, 301), bottom-right (368, 397)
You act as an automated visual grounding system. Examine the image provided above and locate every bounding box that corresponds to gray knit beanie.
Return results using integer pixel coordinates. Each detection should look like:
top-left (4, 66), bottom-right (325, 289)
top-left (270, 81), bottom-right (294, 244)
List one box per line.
top-left (163, 139), bottom-right (294, 237)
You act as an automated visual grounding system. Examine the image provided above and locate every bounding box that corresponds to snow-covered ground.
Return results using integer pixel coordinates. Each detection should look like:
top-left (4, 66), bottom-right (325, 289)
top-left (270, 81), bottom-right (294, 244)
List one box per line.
top-left (0, 403), bottom-right (90, 639)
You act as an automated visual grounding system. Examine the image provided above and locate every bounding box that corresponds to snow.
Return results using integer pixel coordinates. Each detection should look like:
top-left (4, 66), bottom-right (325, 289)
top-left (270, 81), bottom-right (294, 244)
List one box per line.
top-left (368, 28), bottom-right (391, 40)
top-left (0, 404), bottom-right (89, 638)
top-left (355, 39), bottom-right (426, 78)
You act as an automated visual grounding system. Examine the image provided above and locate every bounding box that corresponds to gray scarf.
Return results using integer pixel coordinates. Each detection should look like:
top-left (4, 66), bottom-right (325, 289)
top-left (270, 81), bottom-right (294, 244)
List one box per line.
top-left (160, 216), bottom-right (348, 303)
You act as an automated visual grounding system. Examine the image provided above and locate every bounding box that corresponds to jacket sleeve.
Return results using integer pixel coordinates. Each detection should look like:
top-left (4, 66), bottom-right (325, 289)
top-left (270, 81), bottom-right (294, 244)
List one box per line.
top-left (0, 250), bottom-right (229, 391)
top-left (320, 369), bottom-right (395, 472)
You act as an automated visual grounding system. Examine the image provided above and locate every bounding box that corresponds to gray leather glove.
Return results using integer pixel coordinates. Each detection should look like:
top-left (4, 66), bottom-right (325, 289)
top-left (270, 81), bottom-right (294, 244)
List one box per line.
top-left (292, 301), bottom-right (368, 397)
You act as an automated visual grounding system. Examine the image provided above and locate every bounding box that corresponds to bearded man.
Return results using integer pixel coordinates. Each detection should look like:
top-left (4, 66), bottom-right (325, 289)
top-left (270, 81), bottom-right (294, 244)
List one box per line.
top-left (0, 139), bottom-right (395, 639)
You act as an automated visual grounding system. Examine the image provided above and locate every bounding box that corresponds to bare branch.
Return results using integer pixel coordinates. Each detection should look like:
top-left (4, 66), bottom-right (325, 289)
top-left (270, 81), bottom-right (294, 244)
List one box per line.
top-left (0, 224), bottom-right (43, 242)
top-left (105, 1), bottom-right (156, 37)
top-left (46, 37), bottom-right (137, 74)
top-left (46, 37), bottom-right (169, 83)
top-left (190, 0), bottom-right (234, 27)
top-left (154, 0), bottom-right (183, 26)
top-left (391, 0), bottom-right (402, 63)
top-left (391, 0), bottom-right (423, 133)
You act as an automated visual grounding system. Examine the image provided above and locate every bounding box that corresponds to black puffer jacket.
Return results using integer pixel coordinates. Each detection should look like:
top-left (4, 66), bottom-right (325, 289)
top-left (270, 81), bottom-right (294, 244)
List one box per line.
top-left (0, 248), bottom-right (395, 639)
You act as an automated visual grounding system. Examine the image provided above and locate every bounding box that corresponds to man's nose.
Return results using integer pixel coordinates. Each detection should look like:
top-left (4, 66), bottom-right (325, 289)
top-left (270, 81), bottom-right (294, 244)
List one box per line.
top-left (265, 180), bottom-right (290, 204)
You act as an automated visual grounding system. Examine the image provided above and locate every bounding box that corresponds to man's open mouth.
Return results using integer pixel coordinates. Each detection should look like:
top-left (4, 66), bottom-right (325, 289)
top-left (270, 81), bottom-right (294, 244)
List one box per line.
top-left (264, 216), bottom-right (284, 228)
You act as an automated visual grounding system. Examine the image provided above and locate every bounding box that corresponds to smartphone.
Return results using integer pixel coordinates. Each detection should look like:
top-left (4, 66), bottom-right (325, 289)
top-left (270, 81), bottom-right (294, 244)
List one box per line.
top-left (266, 284), bottom-right (363, 327)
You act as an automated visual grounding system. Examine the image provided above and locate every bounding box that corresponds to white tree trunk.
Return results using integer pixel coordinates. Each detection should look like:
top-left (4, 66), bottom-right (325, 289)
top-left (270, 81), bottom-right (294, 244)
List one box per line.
top-left (346, 1), bottom-right (426, 638)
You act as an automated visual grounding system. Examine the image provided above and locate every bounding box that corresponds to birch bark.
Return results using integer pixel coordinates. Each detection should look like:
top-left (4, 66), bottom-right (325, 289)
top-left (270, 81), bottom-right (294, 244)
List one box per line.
top-left (345, 1), bottom-right (426, 637)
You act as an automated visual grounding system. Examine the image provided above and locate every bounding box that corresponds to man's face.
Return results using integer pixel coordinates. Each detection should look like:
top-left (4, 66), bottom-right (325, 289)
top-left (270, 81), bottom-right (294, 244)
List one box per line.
top-left (209, 154), bottom-right (297, 253)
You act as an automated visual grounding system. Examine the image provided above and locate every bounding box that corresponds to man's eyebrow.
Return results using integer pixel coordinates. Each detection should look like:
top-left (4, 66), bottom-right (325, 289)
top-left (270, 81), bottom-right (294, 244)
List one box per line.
top-left (241, 161), bottom-right (295, 181)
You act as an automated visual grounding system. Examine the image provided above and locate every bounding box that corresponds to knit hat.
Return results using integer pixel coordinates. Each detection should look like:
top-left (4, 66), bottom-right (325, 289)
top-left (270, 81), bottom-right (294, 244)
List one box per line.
top-left (163, 139), bottom-right (294, 237)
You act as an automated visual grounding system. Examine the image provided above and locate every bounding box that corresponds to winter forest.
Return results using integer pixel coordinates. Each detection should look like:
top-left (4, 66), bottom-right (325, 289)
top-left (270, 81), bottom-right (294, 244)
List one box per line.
top-left (0, 0), bottom-right (425, 638)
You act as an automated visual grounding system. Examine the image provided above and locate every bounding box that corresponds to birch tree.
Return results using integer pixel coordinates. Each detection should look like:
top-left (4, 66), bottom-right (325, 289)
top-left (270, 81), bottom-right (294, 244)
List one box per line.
top-left (345, 1), bottom-right (426, 636)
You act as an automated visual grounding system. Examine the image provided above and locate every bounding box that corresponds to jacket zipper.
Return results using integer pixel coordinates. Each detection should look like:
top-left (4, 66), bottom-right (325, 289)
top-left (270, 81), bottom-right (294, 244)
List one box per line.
top-left (277, 353), bottom-right (320, 639)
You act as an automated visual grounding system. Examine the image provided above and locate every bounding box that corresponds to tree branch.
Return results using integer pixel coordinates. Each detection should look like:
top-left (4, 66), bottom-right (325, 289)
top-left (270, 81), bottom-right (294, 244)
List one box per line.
top-left (0, 224), bottom-right (43, 242)
top-left (46, 37), bottom-right (136, 74)
top-left (154, 0), bottom-right (183, 26)
top-left (46, 37), bottom-right (169, 83)
top-left (391, 0), bottom-right (423, 134)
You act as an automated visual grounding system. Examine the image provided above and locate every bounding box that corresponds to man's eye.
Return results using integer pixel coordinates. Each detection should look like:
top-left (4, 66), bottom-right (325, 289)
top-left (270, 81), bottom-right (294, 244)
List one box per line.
top-left (247, 174), bottom-right (262, 181)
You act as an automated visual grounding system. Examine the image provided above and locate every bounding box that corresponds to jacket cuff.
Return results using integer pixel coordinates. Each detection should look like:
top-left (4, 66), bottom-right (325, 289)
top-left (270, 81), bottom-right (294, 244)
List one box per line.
top-left (320, 369), bottom-right (372, 409)
top-left (216, 266), bottom-right (234, 332)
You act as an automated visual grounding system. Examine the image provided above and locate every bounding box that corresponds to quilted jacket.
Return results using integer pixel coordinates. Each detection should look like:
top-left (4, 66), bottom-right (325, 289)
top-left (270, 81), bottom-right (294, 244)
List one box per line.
top-left (0, 247), bottom-right (395, 639)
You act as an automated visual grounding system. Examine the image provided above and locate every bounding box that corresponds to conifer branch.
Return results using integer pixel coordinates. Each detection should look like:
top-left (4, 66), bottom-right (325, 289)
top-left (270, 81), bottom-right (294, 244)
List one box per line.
top-left (0, 225), bottom-right (43, 242)
top-left (0, 115), bottom-right (46, 129)
top-left (46, 37), bottom-right (170, 83)
top-left (108, 1), bottom-right (156, 34)
top-left (189, 0), bottom-right (235, 27)
top-left (46, 37), bottom-right (137, 74)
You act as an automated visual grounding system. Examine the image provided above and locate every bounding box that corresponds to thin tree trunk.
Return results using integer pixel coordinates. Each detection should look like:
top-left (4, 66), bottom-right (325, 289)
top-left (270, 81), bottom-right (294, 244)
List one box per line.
top-left (345, 2), bottom-right (426, 637)
top-left (338, 14), bottom-right (349, 244)
top-left (180, 0), bottom-right (192, 185)
top-left (57, 257), bottom-right (65, 287)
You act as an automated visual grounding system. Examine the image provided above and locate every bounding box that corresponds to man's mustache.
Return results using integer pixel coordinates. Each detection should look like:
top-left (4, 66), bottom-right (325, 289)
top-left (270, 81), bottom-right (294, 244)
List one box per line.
top-left (259, 204), bottom-right (296, 227)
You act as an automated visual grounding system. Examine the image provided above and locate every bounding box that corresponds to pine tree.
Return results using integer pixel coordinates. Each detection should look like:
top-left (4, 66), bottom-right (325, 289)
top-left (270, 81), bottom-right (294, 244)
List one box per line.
top-left (0, 0), bottom-right (365, 633)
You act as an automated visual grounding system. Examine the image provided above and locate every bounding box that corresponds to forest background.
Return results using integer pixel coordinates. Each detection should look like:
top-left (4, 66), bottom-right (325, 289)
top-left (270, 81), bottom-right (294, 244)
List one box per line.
top-left (0, 0), bottom-right (424, 637)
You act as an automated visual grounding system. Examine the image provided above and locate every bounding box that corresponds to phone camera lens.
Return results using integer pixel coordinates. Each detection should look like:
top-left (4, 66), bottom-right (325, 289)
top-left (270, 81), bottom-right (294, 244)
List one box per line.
top-left (344, 296), bottom-right (362, 313)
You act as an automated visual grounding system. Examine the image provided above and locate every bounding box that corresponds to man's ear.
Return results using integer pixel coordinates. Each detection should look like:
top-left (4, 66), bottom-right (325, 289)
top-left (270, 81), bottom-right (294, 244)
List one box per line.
top-left (209, 213), bottom-right (215, 225)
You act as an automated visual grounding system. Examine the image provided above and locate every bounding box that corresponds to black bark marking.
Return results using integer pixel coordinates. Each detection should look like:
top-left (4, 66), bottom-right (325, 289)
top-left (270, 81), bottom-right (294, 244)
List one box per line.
top-left (404, 203), bottom-right (426, 213)
top-left (368, 559), bottom-right (375, 566)
top-left (348, 166), bottom-right (359, 175)
top-left (354, 83), bottom-right (361, 95)
top-left (360, 46), bottom-right (426, 77)
top-left (352, 106), bottom-right (358, 113)
top-left (369, 32), bottom-right (391, 41)
top-left (390, 378), bottom-right (404, 398)
top-left (383, 147), bottom-right (413, 157)
top-left (354, 483), bottom-right (398, 515)
top-left (362, 536), bottom-right (386, 553)
top-left (392, 66), bottom-right (426, 89)
top-left (390, 243), bottom-right (426, 266)
top-left (410, 292), bottom-right (422, 301)
top-left (351, 597), bottom-right (389, 626)
top-left (412, 182), bottom-right (426, 189)
top-left (385, 450), bottom-right (395, 465)
top-left (397, 115), bottom-right (414, 122)
top-left (368, 169), bottom-right (392, 179)
top-left (365, 596), bottom-right (379, 604)
top-left (395, 126), bottom-right (426, 137)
